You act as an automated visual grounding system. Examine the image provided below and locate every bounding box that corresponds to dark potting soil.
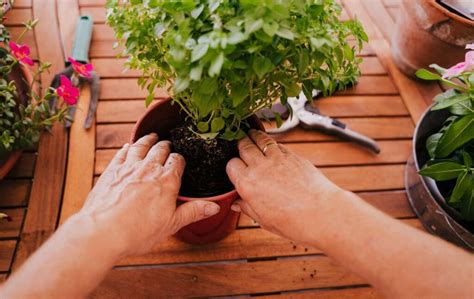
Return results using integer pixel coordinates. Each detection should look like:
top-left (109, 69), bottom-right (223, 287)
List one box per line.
top-left (170, 123), bottom-right (238, 197)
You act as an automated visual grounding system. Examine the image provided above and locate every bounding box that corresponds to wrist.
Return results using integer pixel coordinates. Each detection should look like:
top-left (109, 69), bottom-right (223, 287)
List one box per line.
top-left (62, 213), bottom-right (129, 261)
top-left (303, 186), bottom-right (356, 248)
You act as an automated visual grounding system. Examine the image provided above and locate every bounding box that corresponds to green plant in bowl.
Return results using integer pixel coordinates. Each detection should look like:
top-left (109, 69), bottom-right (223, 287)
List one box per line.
top-left (416, 44), bottom-right (474, 221)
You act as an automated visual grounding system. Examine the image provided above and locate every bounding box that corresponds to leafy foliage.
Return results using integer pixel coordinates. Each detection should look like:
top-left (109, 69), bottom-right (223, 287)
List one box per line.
top-left (416, 62), bottom-right (474, 221)
top-left (106, 0), bottom-right (367, 140)
top-left (0, 21), bottom-right (72, 155)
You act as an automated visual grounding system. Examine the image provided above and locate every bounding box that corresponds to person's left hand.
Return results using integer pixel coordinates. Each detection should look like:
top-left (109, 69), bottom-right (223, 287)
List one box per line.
top-left (77, 133), bottom-right (221, 256)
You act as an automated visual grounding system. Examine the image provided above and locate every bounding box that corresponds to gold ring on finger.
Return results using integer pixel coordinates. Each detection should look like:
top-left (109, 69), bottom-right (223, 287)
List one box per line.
top-left (262, 142), bottom-right (278, 155)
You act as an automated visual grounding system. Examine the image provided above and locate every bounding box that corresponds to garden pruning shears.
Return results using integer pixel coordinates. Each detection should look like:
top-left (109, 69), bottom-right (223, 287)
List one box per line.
top-left (50, 15), bottom-right (100, 129)
top-left (266, 91), bottom-right (381, 154)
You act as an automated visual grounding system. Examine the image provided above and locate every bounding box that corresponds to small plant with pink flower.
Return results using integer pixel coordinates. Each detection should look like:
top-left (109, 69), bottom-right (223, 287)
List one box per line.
top-left (415, 44), bottom-right (474, 221)
top-left (0, 20), bottom-right (90, 155)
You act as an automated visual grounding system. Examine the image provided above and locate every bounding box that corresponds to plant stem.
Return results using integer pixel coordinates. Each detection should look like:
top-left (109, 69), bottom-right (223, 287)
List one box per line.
top-left (15, 27), bottom-right (29, 44)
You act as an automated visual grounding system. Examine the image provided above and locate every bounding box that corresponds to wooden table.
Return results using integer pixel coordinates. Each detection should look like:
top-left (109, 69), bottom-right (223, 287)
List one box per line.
top-left (1, 0), bottom-right (443, 297)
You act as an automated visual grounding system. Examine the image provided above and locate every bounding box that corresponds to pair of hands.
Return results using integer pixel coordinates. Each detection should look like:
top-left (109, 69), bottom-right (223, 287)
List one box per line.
top-left (79, 130), bottom-right (343, 256)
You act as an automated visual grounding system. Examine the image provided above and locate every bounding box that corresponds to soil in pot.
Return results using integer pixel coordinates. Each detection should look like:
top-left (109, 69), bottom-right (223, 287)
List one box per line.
top-left (170, 123), bottom-right (238, 197)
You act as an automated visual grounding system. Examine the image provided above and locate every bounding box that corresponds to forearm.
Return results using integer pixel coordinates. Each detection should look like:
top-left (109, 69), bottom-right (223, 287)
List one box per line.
top-left (310, 190), bottom-right (473, 298)
top-left (0, 214), bottom-right (125, 298)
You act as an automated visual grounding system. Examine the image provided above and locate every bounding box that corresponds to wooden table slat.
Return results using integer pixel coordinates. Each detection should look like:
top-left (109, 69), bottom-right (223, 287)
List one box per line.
top-left (81, 7), bottom-right (106, 23)
top-left (0, 208), bottom-right (25, 239)
top-left (5, 153), bottom-right (36, 179)
top-left (13, 0), bottom-right (69, 271)
top-left (12, 0), bottom-right (32, 8)
top-left (264, 287), bottom-right (381, 299)
top-left (0, 180), bottom-right (31, 208)
top-left (3, 8), bottom-right (33, 26)
top-left (0, 241), bottom-right (16, 272)
top-left (79, 0), bottom-right (106, 7)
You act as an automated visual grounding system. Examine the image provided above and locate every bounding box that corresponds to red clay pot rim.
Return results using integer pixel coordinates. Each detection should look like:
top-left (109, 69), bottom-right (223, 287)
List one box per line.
top-left (178, 189), bottom-right (238, 202)
top-left (427, 0), bottom-right (474, 25)
top-left (129, 97), bottom-right (172, 145)
top-left (130, 98), bottom-right (239, 202)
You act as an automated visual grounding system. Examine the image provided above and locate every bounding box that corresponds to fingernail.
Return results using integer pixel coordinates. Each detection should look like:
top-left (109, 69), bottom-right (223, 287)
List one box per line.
top-left (231, 204), bottom-right (241, 212)
top-left (204, 203), bottom-right (220, 216)
top-left (150, 132), bottom-right (158, 137)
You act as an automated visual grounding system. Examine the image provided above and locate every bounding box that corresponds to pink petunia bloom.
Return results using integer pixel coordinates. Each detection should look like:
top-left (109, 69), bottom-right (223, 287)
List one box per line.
top-left (56, 75), bottom-right (79, 105)
top-left (9, 41), bottom-right (34, 66)
top-left (466, 43), bottom-right (474, 50)
top-left (67, 57), bottom-right (94, 78)
top-left (442, 50), bottom-right (474, 78)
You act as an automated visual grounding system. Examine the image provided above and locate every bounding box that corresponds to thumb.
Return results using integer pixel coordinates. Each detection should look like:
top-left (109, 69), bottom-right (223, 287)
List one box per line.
top-left (173, 200), bottom-right (220, 229)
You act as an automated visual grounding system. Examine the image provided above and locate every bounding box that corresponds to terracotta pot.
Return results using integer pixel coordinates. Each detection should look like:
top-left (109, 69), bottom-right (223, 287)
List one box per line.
top-left (0, 58), bottom-right (34, 180)
top-left (392, 0), bottom-right (474, 77)
top-left (131, 98), bottom-right (264, 244)
top-left (405, 107), bottom-right (473, 251)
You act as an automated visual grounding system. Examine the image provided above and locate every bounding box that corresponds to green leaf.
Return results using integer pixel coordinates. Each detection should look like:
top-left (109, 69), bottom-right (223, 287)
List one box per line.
top-left (231, 83), bottom-right (249, 106)
top-left (191, 43), bottom-right (209, 62)
top-left (227, 31), bottom-right (247, 44)
top-left (460, 180), bottom-right (474, 221)
top-left (190, 65), bottom-right (203, 81)
top-left (450, 172), bottom-right (470, 203)
top-left (436, 114), bottom-right (474, 158)
top-left (419, 161), bottom-right (467, 181)
top-left (448, 100), bottom-right (473, 116)
top-left (173, 77), bottom-right (190, 94)
top-left (283, 81), bottom-right (300, 97)
top-left (211, 117), bottom-right (225, 132)
top-left (263, 22), bottom-right (278, 36)
top-left (275, 27), bottom-right (294, 40)
top-left (191, 4), bottom-right (204, 18)
top-left (196, 77), bottom-right (217, 95)
top-left (252, 57), bottom-right (274, 79)
top-left (432, 91), bottom-right (469, 111)
top-left (298, 51), bottom-right (309, 75)
top-left (245, 19), bottom-right (263, 34)
top-left (415, 68), bottom-right (441, 81)
top-left (145, 93), bottom-right (154, 107)
top-left (469, 73), bottom-right (474, 86)
top-left (208, 52), bottom-right (224, 77)
top-left (429, 64), bottom-right (446, 75)
top-left (274, 112), bottom-right (283, 127)
top-left (426, 133), bottom-right (442, 158)
top-left (197, 121), bottom-right (209, 133)
top-left (462, 150), bottom-right (472, 168)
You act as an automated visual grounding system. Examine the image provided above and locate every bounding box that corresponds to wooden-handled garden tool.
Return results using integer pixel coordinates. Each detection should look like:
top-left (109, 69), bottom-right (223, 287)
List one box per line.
top-left (50, 15), bottom-right (99, 129)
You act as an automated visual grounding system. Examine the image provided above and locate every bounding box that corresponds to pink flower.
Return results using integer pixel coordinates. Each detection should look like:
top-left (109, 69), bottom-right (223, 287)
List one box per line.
top-left (466, 44), bottom-right (474, 50)
top-left (442, 50), bottom-right (474, 78)
top-left (56, 75), bottom-right (79, 105)
top-left (67, 57), bottom-right (94, 78)
top-left (9, 41), bottom-right (34, 66)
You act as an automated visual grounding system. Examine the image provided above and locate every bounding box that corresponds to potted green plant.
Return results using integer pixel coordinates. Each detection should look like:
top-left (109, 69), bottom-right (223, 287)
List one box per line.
top-left (405, 44), bottom-right (474, 250)
top-left (0, 20), bottom-right (83, 180)
top-left (107, 0), bottom-right (367, 244)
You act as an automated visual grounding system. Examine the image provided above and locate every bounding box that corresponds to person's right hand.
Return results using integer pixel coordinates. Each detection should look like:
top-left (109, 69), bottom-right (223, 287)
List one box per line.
top-left (226, 130), bottom-right (347, 244)
top-left (78, 133), bottom-right (220, 257)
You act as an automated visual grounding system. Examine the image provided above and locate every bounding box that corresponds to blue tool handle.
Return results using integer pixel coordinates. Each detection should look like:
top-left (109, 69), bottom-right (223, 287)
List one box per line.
top-left (69, 16), bottom-right (93, 64)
